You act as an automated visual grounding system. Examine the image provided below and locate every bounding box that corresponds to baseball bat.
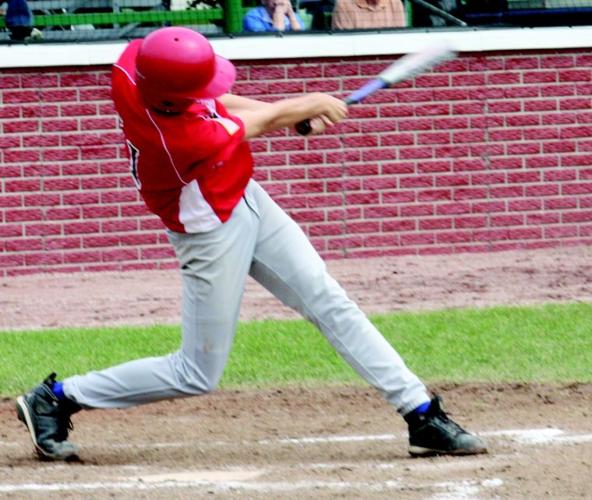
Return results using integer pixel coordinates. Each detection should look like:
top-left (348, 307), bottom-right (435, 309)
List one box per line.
top-left (295, 44), bottom-right (457, 136)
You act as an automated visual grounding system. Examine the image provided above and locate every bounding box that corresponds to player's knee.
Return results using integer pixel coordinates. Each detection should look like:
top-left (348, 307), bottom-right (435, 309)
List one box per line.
top-left (174, 356), bottom-right (220, 395)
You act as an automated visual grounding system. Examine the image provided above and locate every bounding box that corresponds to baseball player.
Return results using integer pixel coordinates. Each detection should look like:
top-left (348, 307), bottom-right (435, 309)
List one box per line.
top-left (16, 27), bottom-right (487, 461)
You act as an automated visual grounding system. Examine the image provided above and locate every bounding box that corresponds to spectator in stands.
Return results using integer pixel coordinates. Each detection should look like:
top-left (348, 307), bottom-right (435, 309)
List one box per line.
top-left (1, 0), bottom-right (42, 40)
top-left (412, 0), bottom-right (464, 27)
top-left (243, 0), bottom-right (305, 32)
top-left (331, 0), bottom-right (406, 29)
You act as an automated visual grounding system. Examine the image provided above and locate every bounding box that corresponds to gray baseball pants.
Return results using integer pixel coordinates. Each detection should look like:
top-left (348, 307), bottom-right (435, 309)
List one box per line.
top-left (64, 180), bottom-right (430, 416)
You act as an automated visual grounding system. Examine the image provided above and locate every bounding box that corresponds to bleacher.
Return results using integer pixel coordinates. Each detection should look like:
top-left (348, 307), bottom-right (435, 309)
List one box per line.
top-left (0, 0), bottom-right (243, 41)
top-left (1, 0), bottom-right (592, 42)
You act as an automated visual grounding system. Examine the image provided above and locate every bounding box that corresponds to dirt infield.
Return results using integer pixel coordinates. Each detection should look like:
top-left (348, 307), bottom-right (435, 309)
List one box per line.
top-left (1, 246), bottom-right (592, 498)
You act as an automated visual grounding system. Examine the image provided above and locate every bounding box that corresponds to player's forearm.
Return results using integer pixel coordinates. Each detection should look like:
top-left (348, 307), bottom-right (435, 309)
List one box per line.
top-left (219, 94), bottom-right (272, 113)
top-left (236, 93), bottom-right (346, 139)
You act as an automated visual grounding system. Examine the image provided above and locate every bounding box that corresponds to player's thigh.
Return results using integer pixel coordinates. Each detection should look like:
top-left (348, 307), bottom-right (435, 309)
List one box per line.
top-left (248, 184), bottom-right (330, 313)
top-left (168, 197), bottom-right (258, 356)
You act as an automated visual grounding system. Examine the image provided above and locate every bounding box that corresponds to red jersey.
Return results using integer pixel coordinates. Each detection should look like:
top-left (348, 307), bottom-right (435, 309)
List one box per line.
top-left (111, 40), bottom-right (254, 233)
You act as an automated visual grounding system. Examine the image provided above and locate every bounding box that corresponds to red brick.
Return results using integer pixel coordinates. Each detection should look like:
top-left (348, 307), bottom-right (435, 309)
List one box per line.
top-left (488, 71), bottom-right (521, 85)
top-left (489, 101), bottom-right (522, 114)
top-left (64, 221), bottom-right (100, 234)
top-left (5, 208), bottom-right (43, 222)
top-left (3, 149), bottom-right (41, 163)
top-left (381, 191), bottom-right (415, 205)
top-left (4, 179), bottom-right (41, 192)
top-left (527, 213), bottom-right (560, 225)
top-left (451, 73), bottom-right (486, 86)
top-left (81, 146), bottom-right (118, 159)
top-left (455, 216), bottom-right (487, 228)
top-left (543, 141), bottom-right (576, 154)
top-left (523, 71), bottom-right (557, 84)
top-left (525, 184), bottom-right (559, 197)
top-left (541, 55), bottom-right (574, 68)
top-left (101, 220), bottom-right (139, 233)
top-left (526, 155), bottom-right (559, 168)
top-left (563, 210), bottom-right (592, 223)
top-left (46, 207), bottom-right (81, 220)
top-left (232, 82), bottom-right (269, 95)
top-left (290, 210), bottom-right (325, 223)
top-left (508, 199), bottom-right (542, 211)
top-left (42, 119), bottom-right (78, 132)
top-left (436, 174), bottom-right (470, 187)
top-left (561, 154), bottom-right (592, 167)
top-left (23, 135), bottom-right (60, 148)
top-left (523, 128), bottom-right (559, 140)
top-left (268, 81), bottom-right (305, 94)
top-left (415, 103), bottom-right (451, 116)
top-left (505, 56), bottom-right (539, 70)
top-left (400, 204), bottom-right (434, 217)
top-left (287, 65), bottom-right (323, 79)
top-left (545, 226), bottom-right (578, 238)
top-left (0, 165), bottom-right (23, 177)
top-left (19, 73), bottom-right (57, 87)
top-left (560, 98), bottom-right (591, 110)
top-left (559, 70), bottom-right (591, 82)
top-left (63, 251), bottom-right (102, 264)
top-left (400, 232), bottom-right (435, 245)
top-left (250, 66), bottom-right (286, 80)
top-left (433, 117), bottom-right (469, 130)
top-left (436, 231), bottom-right (473, 244)
top-left (61, 104), bottom-right (98, 117)
top-left (3, 120), bottom-right (39, 134)
top-left (453, 130), bottom-right (486, 143)
top-left (5, 239), bottom-right (44, 252)
top-left (3, 90), bottom-right (41, 104)
top-left (545, 197), bottom-right (578, 210)
top-left (419, 218), bottom-right (453, 230)
top-left (81, 117), bottom-right (118, 130)
top-left (524, 100), bottom-right (557, 112)
top-left (25, 223), bottom-right (62, 236)
top-left (490, 129), bottom-right (522, 141)
top-left (563, 182), bottom-right (592, 195)
top-left (44, 178), bottom-right (81, 191)
top-left (382, 219), bottom-right (415, 232)
top-left (561, 126), bottom-right (592, 139)
top-left (40, 89), bottom-right (78, 102)
top-left (543, 88), bottom-right (578, 102)
top-left (506, 114), bottom-right (540, 127)
top-left (418, 161), bottom-right (452, 174)
top-left (0, 254), bottom-right (25, 268)
top-left (506, 83), bottom-right (539, 100)
top-left (398, 89), bottom-right (437, 103)
top-left (45, 237), bottom-right (81, 250)
top-left (140, 247), bottom-right (176, 260)
top-left (471, 201), bottom-right (505, 213)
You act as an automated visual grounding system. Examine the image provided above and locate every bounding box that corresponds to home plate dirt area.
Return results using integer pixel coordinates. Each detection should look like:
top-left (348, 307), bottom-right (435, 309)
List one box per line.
top-left (1, 246), bottom-right (592, 498)
top-left (1, 384), bottom-right (591, 499)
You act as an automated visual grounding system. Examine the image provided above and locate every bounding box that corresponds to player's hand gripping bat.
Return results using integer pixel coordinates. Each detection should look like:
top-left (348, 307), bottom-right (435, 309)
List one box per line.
top-left (295, 44), bottom-right (457, 136)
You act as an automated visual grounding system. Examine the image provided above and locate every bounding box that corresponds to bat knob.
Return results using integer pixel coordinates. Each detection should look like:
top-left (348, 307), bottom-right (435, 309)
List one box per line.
top-left (295, 119), bottom-right (312, 136)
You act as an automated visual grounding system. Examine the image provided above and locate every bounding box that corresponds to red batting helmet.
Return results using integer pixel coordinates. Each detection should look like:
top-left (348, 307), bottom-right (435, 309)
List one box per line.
top-left (135, 27), bottom-right (236, 112)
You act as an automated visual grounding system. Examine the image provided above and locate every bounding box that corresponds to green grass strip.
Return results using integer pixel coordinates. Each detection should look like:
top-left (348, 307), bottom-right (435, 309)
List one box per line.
top-left (0, 303), bottom-right (590, 396)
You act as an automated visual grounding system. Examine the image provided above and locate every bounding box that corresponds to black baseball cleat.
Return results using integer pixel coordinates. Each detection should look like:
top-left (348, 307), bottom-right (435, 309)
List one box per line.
top-left (406, 396), bottom-right (488, 457)
top-left (16, 373), bottom-right (81, 460)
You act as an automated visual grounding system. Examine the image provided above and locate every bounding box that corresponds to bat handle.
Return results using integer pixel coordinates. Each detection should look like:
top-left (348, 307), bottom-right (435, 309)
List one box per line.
top-left (295, 80), bottom-right (384, 136)
top-left (295, 97), bottom-right (354, 136)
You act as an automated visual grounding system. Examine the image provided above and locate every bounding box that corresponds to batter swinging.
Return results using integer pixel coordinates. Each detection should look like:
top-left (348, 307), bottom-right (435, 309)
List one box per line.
top-left (16, 27), bottom-right (487, 460)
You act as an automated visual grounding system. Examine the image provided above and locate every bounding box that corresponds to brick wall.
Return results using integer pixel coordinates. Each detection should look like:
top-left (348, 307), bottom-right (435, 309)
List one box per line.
top-left (1, 49), bottom-right (591, 276)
